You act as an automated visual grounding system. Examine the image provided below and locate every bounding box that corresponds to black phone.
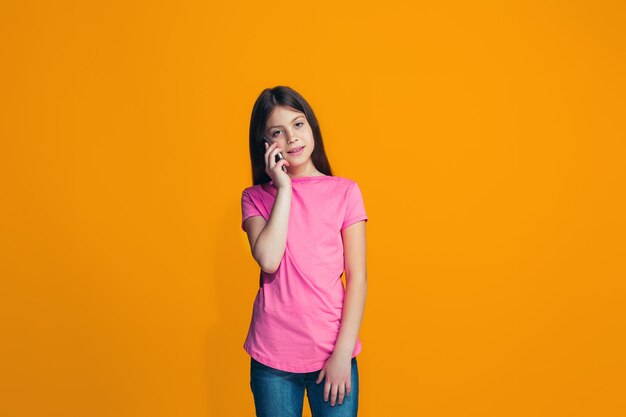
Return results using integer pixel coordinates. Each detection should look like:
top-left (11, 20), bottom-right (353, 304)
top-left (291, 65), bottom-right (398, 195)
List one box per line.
top-left (264, 139), bottom-right (288, 172)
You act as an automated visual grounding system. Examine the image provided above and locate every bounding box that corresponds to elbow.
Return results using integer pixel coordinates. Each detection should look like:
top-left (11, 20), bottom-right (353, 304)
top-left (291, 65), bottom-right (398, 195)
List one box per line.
top-left (260, 262), bottom-right (279, 274)
top-left (263, 267), bottom-right (278, 274)
top-left (252, 244), bottom-right (283, 274)
top-left (255, 253), bottom-right (280, 274)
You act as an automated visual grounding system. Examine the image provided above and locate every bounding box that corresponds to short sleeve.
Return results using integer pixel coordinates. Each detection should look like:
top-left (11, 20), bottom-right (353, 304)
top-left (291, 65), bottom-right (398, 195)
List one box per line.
top-left (342, 182), bottom-right (368, 231)
top-left (241, 189), bottom-right (263, 232)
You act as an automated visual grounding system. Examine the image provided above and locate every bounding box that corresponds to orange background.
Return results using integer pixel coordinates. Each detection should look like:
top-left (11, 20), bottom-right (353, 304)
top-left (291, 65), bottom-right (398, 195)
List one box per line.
top-left (1, 1), bottom-right (625, 416)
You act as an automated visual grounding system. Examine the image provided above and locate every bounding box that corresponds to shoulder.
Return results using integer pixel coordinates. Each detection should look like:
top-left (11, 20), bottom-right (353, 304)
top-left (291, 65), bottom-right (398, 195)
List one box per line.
top-left (241, 183), bottom-right (266, 196)
top-left (331, 175), bottom-right (359, 188)
top-left (332, 176), bottom-right (363, 196)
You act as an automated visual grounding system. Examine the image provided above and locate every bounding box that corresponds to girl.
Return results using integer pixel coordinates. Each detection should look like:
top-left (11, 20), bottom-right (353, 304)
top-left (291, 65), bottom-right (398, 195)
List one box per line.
top-left (241, 86), bottom-right (368, 417)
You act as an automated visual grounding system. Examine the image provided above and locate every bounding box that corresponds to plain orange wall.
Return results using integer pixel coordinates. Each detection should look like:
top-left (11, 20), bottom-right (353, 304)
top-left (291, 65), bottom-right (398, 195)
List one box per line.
top-left (1, 1), bottom-right (624, 416)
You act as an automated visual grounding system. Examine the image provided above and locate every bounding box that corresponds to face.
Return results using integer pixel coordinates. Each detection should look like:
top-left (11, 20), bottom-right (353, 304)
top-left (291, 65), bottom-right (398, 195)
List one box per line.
top-left (264, 106), bottom-right (315, 166)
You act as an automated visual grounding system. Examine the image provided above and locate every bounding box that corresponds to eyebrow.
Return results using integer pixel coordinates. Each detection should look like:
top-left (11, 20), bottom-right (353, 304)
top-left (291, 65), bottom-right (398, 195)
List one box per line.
top-left (266, 115), bottom-right (305, 132)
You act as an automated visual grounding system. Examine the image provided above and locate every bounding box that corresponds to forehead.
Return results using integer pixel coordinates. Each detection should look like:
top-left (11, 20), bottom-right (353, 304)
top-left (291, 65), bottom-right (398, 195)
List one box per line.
top-left (266, 106), bottom-right (305, 126)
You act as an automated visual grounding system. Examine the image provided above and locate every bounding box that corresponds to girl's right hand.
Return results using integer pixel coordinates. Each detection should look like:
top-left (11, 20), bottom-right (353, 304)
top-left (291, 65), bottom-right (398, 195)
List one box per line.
top-left (264, 141), bottom-right (291, 189)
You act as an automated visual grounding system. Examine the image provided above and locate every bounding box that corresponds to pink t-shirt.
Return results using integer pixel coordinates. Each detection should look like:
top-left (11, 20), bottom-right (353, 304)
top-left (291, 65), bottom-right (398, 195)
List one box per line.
top-left (240, 175), bottom-right (368, 373)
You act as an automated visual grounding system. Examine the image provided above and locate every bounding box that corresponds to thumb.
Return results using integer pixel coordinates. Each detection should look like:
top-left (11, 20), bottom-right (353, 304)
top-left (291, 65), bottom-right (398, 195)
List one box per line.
top-left (316, 368), bottom-right (325, 384)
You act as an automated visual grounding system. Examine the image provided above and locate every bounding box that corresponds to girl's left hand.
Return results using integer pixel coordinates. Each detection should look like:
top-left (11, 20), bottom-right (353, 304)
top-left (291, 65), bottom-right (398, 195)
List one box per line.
top-left (316, 352), bottom-right (352, 406)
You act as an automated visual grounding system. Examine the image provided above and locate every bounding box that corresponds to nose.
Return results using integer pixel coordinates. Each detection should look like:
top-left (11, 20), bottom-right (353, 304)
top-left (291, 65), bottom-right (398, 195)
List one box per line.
top-left (286, 129), bottom-right (298, 144)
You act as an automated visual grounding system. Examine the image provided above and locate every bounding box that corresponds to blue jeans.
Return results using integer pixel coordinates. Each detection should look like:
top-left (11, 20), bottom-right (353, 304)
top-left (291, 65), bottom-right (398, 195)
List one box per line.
top-left (250, 356), bottom-right (359, 417)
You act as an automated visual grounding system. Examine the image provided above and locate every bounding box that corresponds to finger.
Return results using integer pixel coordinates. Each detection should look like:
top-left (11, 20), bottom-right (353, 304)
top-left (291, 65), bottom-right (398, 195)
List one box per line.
top-left (264, 143), bottom-right (270, 171)
top-left (330, 383), bottom-right (338, 406)
top-left (267, 146), bottom-right (282, 169)
top-left (337, 384), bottom-right (345, 405)
top-left (264, 143), bottom-right (274, 168)
top-left (324, 380), bottom-right (331, 402)
top-left (272, 146), bottom-right (283, 160)
top-left (316, 369), bottom-right (325, 384)
top-left (276, 159), bottom-right (290, 169)
top-left (263, 141), bottom-right (275, 156)
top-left (346, 378), bottom-right (352, 397)
top-left (264, 142), bottom-right (278, 166)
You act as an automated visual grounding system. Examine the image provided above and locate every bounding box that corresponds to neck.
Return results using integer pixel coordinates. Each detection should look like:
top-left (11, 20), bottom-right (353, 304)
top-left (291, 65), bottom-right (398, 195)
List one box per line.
top-left (287, 160), bottom-right (323, 178)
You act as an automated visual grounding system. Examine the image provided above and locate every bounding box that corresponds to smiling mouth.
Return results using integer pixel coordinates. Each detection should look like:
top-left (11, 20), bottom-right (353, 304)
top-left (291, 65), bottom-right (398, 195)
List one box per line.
top-left (287, 146), bottom-right (305, 154)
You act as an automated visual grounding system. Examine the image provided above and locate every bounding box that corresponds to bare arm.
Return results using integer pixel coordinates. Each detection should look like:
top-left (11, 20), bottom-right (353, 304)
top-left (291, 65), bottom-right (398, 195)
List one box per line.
top-left (333, 220), bottom-right (368, 358)
top-left (243, 187), bottom-right (292, 274)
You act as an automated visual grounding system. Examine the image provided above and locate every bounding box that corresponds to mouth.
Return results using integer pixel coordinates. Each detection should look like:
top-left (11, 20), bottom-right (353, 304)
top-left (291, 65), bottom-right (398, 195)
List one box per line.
top-left (287, 146), bottom-right (305, 155)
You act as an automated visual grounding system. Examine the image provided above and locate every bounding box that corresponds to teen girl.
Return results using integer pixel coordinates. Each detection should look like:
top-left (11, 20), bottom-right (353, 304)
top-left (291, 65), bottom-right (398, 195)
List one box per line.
top-left (241, 86), bottom-right (369, 417)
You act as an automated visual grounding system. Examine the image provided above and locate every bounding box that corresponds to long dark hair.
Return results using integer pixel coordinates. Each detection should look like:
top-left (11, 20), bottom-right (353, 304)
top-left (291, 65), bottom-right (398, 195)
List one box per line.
top-left (248, 86), bottom-right (333, 185)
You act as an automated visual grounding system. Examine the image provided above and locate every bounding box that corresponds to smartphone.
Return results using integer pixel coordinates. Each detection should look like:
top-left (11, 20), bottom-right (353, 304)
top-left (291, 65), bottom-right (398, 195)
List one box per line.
top-left (264, 139), bottom-right (287, 172)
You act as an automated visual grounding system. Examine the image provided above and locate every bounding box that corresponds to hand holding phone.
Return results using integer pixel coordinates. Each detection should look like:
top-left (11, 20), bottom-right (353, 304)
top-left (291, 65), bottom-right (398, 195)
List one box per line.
top-left (264, 139), bottom-right (288, 173)
top-left (263, 139), bottom-right (291, 189)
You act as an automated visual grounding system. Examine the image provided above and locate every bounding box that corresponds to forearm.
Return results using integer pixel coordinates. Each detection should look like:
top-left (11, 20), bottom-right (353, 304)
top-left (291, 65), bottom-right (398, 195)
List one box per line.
top-left (253, 187), bottom-right (292, 273)
top-left (333, 275), bottom-right (368, 358)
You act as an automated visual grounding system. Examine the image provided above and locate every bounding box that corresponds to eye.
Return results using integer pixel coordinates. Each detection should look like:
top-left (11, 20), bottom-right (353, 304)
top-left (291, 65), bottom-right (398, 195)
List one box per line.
top-left (295, 122), bottom-right (304, 128)
top-left (271, 129), bottom-right (282, 137)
